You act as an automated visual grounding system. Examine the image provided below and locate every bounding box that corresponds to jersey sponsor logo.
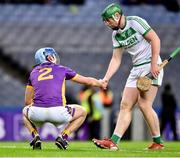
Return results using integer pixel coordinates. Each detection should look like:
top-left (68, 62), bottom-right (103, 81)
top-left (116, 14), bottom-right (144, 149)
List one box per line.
top-left (118, 36), bottom-right (139, 48)
top-left (115, 27), bottom-right (136, 41)
top-left (115, 27), bottom-right (139, 48)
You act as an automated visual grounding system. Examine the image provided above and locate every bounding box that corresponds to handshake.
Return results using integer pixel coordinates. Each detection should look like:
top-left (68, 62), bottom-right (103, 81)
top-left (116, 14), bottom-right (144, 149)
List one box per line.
top-left (98, 79), bottom-right (108, 90)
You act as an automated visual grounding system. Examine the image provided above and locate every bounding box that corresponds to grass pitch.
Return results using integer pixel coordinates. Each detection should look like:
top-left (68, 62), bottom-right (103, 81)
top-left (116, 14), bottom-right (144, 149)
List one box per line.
top-left (0, 141), bottom-right (179, 157)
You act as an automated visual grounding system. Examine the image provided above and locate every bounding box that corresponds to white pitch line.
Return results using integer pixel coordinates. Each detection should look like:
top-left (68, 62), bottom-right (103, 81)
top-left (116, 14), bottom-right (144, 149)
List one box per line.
top-left (0, 145), bottom-right (27, 149)
top-left (0, 145), bottom-right (53, 149)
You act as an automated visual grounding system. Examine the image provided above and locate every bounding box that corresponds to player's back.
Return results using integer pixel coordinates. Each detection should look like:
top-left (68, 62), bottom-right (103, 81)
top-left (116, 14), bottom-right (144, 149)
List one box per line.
top-left (28, 62), bottom-right (76, 107)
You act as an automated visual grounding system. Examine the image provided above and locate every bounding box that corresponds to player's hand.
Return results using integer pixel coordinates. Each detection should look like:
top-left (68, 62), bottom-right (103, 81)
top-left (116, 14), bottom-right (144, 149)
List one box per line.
top-left (102, 78), bottom-right (109, 89)
top-left (151, 64), bottom-right (160, 79)
top-left (99, 79), bottom-right (108, 90)
top-left (102, 77), bottom-right (109, 84)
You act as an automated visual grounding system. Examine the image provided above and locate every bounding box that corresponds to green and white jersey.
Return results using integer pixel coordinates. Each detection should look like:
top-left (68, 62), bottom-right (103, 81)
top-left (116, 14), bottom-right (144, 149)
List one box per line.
top-left (112, 16), bottom-right (155, 65)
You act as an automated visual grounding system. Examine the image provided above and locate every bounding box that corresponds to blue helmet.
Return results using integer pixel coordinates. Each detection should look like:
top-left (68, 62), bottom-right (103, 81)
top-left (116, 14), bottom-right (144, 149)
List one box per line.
top-left (35, 47), bottom-right (60, 65)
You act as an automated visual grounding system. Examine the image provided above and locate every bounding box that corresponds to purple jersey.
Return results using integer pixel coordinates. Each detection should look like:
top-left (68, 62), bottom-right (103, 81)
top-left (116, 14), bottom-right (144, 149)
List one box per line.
top-left (27, 62), bottom-right (77, 107)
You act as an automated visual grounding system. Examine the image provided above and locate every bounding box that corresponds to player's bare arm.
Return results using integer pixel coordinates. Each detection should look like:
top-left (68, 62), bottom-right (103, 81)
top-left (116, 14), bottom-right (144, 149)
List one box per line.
top-left (25, 86), bottom-right (34, 106)
top-left (103, 48), bottom-right (123, 82)
top-left (72, 74), bottom-right (106, 88)
top-left (144, 29), bottom-right (161, 78)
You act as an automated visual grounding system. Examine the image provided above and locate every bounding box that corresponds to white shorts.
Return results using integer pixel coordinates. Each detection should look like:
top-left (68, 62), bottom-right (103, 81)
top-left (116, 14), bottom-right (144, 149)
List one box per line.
top-left (26, 105), bottom-right (75, 127)
top-left (125, 63), bottom-right (164, 88)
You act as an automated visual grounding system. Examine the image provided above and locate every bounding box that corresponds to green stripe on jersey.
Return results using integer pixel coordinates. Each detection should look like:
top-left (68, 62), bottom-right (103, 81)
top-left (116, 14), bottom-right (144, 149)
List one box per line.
top-left (127, 17), bottom-right (150, 30)
top-left (133, 18), bottom-right (149, 30)
top-left (113, 45), bottom-right (122, 49)
top-left (143, 28), bottom-right (152, 36)
top-left (133, 61), bottom-right (151, 67)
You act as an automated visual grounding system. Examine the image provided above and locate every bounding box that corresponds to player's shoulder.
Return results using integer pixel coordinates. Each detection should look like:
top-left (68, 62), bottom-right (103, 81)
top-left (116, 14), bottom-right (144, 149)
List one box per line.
top-left (56, 64), bottom-right (74, 72)
top-left (53, 64), bottom-right (66, 70)
top-left (31, 65), bottom-right (40, 73)
top-left (126, 15), bottom-right (145, 21)
top-left (126, 16), bottom-right (148, 28)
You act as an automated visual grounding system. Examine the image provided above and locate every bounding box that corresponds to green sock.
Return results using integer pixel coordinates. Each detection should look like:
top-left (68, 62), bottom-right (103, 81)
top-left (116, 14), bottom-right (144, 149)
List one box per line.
top-left (153, 136), bottom-right (163, 144)
top-left (111, 134), bottom-right (121, 144)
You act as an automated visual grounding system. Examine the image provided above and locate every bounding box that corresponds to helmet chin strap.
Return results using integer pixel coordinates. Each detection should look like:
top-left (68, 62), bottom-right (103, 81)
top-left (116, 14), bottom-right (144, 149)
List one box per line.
top-left (118, 14), bottom-right (122, 28)
top-left (51, 58), bottom-right (57, 64)
top-left (46, 54), bottom-right (57, 64)
top-left (51, 54), bottom-right (57, 64)
top-left (112, 14), bottom-right (122, 30)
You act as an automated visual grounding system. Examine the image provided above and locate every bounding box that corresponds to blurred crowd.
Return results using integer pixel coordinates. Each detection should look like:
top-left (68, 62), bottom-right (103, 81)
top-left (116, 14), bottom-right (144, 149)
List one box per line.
top-left (66, 85), bottom-right (114, 140)
top-left (0, 0), bottom-right (85, 4)
top-left (160, 83), bottom-right (178, 141)
top-left (0, 0), bottom-right (179, 13)
top-left (121, 0), bottom-right (180, 12)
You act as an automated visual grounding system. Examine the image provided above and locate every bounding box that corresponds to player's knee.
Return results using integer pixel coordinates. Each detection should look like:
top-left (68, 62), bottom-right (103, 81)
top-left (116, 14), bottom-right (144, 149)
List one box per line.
top-left (138, 102), bottom-right (144, 109)
top-left (120, 101), bottom-right (131, 111)
top-left (138, 99), bottom-right (152, 110)
top-left (80, 106), bottom-right (87, 118)
top-left (22, 106), bottom-right (28, 116)
top-left (139, 103), bottom-right (152, 111)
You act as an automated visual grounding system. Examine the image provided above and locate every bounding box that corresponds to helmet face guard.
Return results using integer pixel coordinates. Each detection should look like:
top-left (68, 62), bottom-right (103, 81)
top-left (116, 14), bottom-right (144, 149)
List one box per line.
top-left (35, 47), bottom-right (60, 65)
top-left (101, 3), bottom-right (123, 21)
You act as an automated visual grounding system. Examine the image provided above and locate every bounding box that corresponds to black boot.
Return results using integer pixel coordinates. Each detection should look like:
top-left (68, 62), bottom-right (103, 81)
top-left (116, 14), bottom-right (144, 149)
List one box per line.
top-left (55, 136), bottom-right (69, 150)
top-left (30, 135), bottom-right (42, 150)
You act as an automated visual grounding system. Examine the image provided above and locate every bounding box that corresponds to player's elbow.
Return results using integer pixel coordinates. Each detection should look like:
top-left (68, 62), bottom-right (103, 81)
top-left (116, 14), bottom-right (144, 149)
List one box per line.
top-left (157, 36), bottom-right (161, 44)
top-left (154, 33), bottom-right (161, 44)
top-left (24, 100), bottom-right (32, 106)
top-left (24, 101), bottom-right (29, 106)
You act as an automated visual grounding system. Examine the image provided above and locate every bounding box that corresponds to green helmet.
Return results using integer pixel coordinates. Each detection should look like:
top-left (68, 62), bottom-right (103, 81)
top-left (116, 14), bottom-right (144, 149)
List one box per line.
top-left (101, 3), bottom-right (123, 21)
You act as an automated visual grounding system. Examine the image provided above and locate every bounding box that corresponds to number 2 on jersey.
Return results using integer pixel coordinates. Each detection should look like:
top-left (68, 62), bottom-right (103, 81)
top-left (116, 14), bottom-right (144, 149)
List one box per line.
top-left (38, 68), bottom-right (53, 81)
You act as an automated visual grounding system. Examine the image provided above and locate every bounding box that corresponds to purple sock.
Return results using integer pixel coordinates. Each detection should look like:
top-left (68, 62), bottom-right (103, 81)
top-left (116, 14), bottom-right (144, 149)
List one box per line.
top-left (32, 133), bottom-right (35, 138)
top-left (62, 134), bottom-right (68, 140)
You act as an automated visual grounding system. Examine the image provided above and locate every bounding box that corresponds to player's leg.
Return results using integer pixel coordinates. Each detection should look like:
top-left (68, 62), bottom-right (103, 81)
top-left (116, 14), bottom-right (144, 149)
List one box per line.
top-left (65, 105), bottom-right (87, 133)
top-left (113, 87), bottom-right (139, 139)
top-left (93, 87), bottom-right (139, 150)
top-left (138, 85), bottom-right (164, 149)
top-left (138, 86), bottom-right (159, 136)
top-left (55, 105), bottom-right (87, 149)
top-left (22, 106), bottom-right (41, 150)
top-left (57, 105), bottom-right (87, 139)
top-left (92, 67), bottom-right (141, 150)
top-left (22, 106), bottom-right (39, 137)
